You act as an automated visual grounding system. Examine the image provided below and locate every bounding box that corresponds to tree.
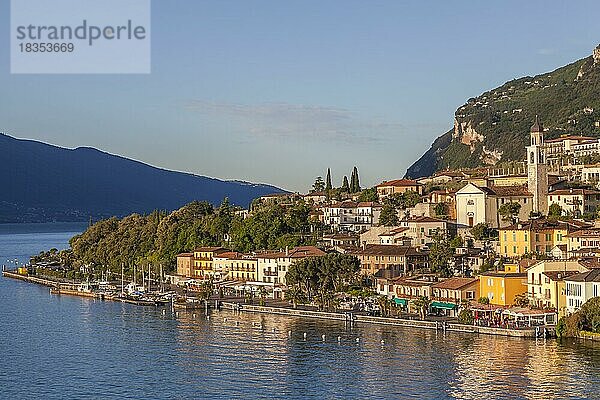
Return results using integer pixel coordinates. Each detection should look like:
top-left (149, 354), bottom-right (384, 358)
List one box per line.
top-left (325, 168), bottom-right (332, 191)
top-left (341, 176), bottom-right (350, 192)
top-left (434, 202), bottom-right (449, 218)
top-left (357, 188), bottom-right (378, 202)
top-left (286, 253), bottom-right (361, 311)
top-left (513, 293), bottom-right (530, 307)
top-left (402, 190), bottom-right (420, 208)
top-left (458, 309), bottom-right (474, 325)
top-left (470, 223), bottom-right (494, 241)
top-left (258, 286), bottom-right (268, 306)
top-left (377, 296), bottom-right (392, 317)
top-left (412, 296), bottom-right (431, 320)
top-left (498, 202), bottom-right (522, 223)
top-left (428, 230), bottom-right (454, 277)
top-left (313, 176), bottom-right (325, 192)
top-left (350, 166), bottom-right (361, 193)
top-left (548, 203), bottom-right (563, 219)
top-left (478, 297), bottom-right (490, 305)
top-left (379, 203), bottom-right (399, 226)
top-left (557, 297), bottom-right (600, 337)
top-left (285, 286), bottom-right (306, 309)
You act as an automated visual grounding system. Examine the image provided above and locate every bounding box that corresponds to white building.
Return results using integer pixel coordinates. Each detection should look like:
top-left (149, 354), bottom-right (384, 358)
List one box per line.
top-left (544, 135), bottom-right (594, 167)
top-left (399, 216), bottom-right (452, 246)
top-left (322, 201), bottom-right (381, 232)
top-left (547, 188), bottom-right (600, 217)
top-left (565, 269), bottom-right (600, 314)
top-left (573, 139), bottom-right (600, 159)
top-left (256, 246), bottom-right (326, 288)
top-left (581, 164), bottom-right (600, 187)
top-left (526, 260), bottom-right (589, 309)
top-left (566, 228), bottom-right (600, 258)
top-left (455, 183), bottom-right (532, 228)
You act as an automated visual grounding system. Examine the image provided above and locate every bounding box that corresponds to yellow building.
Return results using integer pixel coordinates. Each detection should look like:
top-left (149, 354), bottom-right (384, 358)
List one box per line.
top-left (499, 219), bottom-right (589, 258)
top-left (213, 252), bottom-right (258, 282)
top-left (525, 260), bottom-right (590, 317)
top-left (192, 247), bottom-right (228, 279)
top-left (176, 253), bottom-right (194, 277)
top-left (479, 272), bottom-right (527, 306)
top-left (375, 179), bottom-right (423, 199)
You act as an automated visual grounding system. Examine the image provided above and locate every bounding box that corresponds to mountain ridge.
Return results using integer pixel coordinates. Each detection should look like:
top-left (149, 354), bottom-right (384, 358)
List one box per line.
top-left (0, 133), bottom-right (284, 223)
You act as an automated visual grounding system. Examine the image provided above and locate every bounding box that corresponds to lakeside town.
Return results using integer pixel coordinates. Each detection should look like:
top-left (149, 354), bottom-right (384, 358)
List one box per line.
top-left (5, 118), bottom-right (600, 339)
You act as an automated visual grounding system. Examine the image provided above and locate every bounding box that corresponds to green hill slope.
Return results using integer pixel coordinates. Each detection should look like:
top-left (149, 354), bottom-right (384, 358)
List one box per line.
top-left (406, 45), bottom-right (600, 178)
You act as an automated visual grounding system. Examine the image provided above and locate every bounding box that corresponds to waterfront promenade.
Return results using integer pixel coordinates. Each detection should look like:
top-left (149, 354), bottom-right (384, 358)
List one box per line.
top-left (3, 269), bottom-right (547, 338)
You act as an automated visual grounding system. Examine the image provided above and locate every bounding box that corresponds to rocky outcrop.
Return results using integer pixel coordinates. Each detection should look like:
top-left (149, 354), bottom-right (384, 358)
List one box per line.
top-left (406, 44), bottom-right (600, 178)
top-left (454, 119), bottom-right (484, 152)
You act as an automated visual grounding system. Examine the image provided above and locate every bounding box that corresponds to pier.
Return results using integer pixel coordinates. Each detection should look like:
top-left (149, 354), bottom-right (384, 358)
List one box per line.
top-left (2, 270), bottom-right (77, 289)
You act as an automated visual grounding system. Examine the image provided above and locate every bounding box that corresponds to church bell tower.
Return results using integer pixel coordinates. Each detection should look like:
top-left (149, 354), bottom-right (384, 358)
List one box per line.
top-left (527, 116), bottom-right (548, 214)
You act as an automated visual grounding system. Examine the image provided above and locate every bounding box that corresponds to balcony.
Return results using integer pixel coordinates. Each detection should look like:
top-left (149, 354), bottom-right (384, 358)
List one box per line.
top-left (263, 270), bottom-right (278, 277)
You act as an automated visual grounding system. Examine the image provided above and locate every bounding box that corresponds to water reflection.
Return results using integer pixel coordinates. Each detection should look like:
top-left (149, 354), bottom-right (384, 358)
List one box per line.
top-left (171, 309), bottom-right (600, 400)
top-left (2, 226), bottom-right (600, 399)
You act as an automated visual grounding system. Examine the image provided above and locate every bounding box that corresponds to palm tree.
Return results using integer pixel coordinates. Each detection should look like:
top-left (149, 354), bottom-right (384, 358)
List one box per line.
top-left (258, 286), bottom-right (268, 306)
top-left (377, 296), bottom-right (391, 317)
top-left (412, 296), bottom-right (431, 320)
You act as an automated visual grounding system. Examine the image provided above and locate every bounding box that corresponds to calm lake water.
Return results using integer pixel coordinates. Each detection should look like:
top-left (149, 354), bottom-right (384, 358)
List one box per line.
top-left (1, 224), bottom-right (600, 399)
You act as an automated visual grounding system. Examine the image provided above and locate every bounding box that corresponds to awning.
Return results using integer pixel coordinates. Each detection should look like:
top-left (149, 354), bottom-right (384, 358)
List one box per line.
top-left (431, 301), bottom-right (456, 310)
top-left (394, 298), bottom-right (408, 306)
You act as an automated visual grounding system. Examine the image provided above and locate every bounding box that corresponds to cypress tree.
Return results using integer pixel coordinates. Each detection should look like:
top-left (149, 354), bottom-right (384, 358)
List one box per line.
top-left (341, 176), bottom-right (350, 192)
top-left (350, 166), bottom-right (361, 193)
top-left (325, 168), bottom-right (332, 191)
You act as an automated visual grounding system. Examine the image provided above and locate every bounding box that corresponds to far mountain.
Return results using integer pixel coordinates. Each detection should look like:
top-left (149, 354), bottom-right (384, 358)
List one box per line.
top-left (406, 44), bottom-right (600, 178)
top-left (0, 133), bottom-right (284, 223)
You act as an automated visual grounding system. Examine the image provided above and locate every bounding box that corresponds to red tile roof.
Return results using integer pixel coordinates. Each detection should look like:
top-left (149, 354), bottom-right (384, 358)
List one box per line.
top-left (549, 189), bottom-right (600, 196)
top-left (350, 244), bottom-right (424, 257)
top-left (544, 135), bottom-right (594, 143)
top-left (431, 277), bottom-right (479, 290)
top-left (193, 247), bottom-right (228, 253)
top-left (377, 179), bottom-right (422, 188)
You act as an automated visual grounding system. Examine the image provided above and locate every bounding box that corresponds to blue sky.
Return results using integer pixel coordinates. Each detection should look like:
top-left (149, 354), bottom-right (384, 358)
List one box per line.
top-left (2, 0), bottom-right (599, 192)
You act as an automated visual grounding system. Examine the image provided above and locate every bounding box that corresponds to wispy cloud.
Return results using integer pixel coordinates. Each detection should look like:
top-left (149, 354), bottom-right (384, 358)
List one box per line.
top-left (185, 100), bottom-right (403, 144)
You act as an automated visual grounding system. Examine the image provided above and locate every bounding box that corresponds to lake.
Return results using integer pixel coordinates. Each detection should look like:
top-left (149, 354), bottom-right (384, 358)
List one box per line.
top-left (1, 224), bottom-right (599, 399)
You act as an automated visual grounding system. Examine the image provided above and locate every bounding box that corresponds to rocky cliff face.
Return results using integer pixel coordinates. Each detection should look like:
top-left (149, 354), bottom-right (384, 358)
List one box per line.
top-left (406, 44), bottom-right (600, 179)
